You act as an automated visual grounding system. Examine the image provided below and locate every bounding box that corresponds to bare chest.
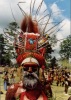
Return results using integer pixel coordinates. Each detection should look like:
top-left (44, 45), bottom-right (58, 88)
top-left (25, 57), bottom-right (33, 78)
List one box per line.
top-left (23, 95), bottom-right (43, 100)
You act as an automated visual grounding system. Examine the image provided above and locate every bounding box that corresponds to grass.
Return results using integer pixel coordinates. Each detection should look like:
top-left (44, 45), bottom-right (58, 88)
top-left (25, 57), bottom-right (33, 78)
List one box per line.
top-left (59, 59), bottom-right (71, 68)
top-left (51, 82), bottom-right (70, 100)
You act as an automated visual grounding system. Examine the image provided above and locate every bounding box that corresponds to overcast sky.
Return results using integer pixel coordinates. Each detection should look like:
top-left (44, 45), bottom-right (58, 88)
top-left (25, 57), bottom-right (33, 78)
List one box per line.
top-left (0, 0), bottom-right (70, 59)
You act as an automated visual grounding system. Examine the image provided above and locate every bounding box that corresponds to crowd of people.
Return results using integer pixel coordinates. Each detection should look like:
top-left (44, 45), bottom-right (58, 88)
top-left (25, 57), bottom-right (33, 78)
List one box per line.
top-left (44, 67), bottom-right (71, 95)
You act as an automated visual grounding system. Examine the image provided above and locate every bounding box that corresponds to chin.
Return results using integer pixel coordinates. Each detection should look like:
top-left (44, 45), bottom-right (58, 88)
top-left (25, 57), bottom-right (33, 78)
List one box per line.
top-left (23, 72), bottom-right (39, 89)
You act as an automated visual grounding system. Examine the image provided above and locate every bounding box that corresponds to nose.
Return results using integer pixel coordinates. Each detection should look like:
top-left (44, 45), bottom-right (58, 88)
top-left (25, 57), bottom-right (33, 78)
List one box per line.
top-left (28, 67), bottom-right (32, 73)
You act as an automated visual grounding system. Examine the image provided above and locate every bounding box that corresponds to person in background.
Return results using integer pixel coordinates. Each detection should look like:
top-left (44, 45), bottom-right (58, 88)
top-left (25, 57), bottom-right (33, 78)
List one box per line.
top-left (68, 96), bottom-right (71, 100)
top-left (3, 72), bottom-right (9, 91)
top-left (10, 69), bottom-right (15, 84)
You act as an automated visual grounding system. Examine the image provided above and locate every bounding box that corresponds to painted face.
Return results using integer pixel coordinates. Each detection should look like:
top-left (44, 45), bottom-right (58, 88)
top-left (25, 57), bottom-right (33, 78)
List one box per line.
top-left (23, 65), bottom-right (39, 90)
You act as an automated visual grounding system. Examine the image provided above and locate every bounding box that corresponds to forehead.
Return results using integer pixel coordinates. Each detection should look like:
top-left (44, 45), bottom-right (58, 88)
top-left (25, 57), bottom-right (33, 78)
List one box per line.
top-left (21, 57), bottom-right (39, 66)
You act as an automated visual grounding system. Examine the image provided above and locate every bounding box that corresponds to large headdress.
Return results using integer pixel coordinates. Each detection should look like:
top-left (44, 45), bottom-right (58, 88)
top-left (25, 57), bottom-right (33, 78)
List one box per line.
top-left (14, 0), bottom-right (63, 69)
top-left (14, 15), bottom-right (46, 68)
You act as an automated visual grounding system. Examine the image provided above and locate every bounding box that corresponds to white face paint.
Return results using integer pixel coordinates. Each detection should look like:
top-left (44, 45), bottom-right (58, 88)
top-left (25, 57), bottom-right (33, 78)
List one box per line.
top-left (21, 57), bottom-right (39, 66)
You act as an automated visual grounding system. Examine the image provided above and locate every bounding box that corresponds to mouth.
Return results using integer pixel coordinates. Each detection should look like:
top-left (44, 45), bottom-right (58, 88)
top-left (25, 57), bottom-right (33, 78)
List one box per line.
top-left (25, 74), bottom-right (36, 79)
top-left (23, 73), bottom-right (38, 89)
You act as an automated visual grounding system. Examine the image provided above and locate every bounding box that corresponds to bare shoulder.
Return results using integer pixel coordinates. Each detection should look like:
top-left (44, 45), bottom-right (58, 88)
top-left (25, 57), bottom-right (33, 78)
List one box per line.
top-left (5, 82), bottom-right (24, 100)
top-left (37, 95), bottom-right (43, 100)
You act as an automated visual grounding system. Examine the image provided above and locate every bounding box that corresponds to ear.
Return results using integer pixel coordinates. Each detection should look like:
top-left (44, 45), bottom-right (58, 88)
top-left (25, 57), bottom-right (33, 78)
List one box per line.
top-left (39, 68), bottom-right (44, 81)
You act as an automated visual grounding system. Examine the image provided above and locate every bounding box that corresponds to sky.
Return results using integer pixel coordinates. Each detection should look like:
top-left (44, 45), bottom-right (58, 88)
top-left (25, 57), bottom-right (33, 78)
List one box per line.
top-left (0, 0), bottom-right (71, 59)
top-left (44, 0), bottom-right (70, 19)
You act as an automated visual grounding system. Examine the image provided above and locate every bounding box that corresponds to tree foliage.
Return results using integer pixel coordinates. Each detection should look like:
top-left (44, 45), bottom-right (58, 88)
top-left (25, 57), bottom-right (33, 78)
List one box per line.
top-left (48, 34), bottom-right (57, 47)
top-left (0, 34), bottom-right (10, 65)
top-left (59, 35), bottom-right (71, 59)
top-left (0, 34), bottom-right (5, 53)
top-left (50, 57), bottom-right (57, 69)
top-left (45, 34), bottom-right (57, 60)
top-left (5, 22), bottom-right (19, 36)
top-left (0, 22), bottom-right (18, 65)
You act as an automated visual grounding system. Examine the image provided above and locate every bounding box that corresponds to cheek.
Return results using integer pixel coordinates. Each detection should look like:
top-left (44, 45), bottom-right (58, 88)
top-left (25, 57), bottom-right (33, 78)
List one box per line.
top-left (34, 70), bottom-right (38, 74)
top-left (34, 71), bottom-right (38, 74)
top-left (23, 71), bottom-right (28, 74)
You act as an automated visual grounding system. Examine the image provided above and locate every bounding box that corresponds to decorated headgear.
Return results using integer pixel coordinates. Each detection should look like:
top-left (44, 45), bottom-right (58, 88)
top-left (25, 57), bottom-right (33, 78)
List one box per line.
top-left (16, 52), bottom-right (45, 68)
top-left (14, 15), bottom-right (47, 70)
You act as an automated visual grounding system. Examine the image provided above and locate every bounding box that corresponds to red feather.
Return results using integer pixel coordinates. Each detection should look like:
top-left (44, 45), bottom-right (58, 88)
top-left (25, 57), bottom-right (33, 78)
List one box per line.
top-left (21, 16), bottom-right (39, 33)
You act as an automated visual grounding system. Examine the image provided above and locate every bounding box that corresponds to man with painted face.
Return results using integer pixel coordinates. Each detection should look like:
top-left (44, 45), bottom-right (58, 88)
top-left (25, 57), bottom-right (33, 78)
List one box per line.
top-left (5, 56), bottom-right (48, 100)
top-left (21, 57), bottom-right (47, 100)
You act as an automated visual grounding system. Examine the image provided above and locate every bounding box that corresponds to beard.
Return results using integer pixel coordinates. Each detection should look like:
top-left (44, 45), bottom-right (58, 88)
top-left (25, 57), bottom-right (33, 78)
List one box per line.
top-left (23, 72), bottom-right (39, 90)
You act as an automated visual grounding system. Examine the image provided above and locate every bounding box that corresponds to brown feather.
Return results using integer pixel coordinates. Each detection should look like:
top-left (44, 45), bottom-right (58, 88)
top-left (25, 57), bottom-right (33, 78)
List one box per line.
top-left (21, 16), bottom-right (27, 32)
top-left (21, 15), bottom-right (39, 33)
